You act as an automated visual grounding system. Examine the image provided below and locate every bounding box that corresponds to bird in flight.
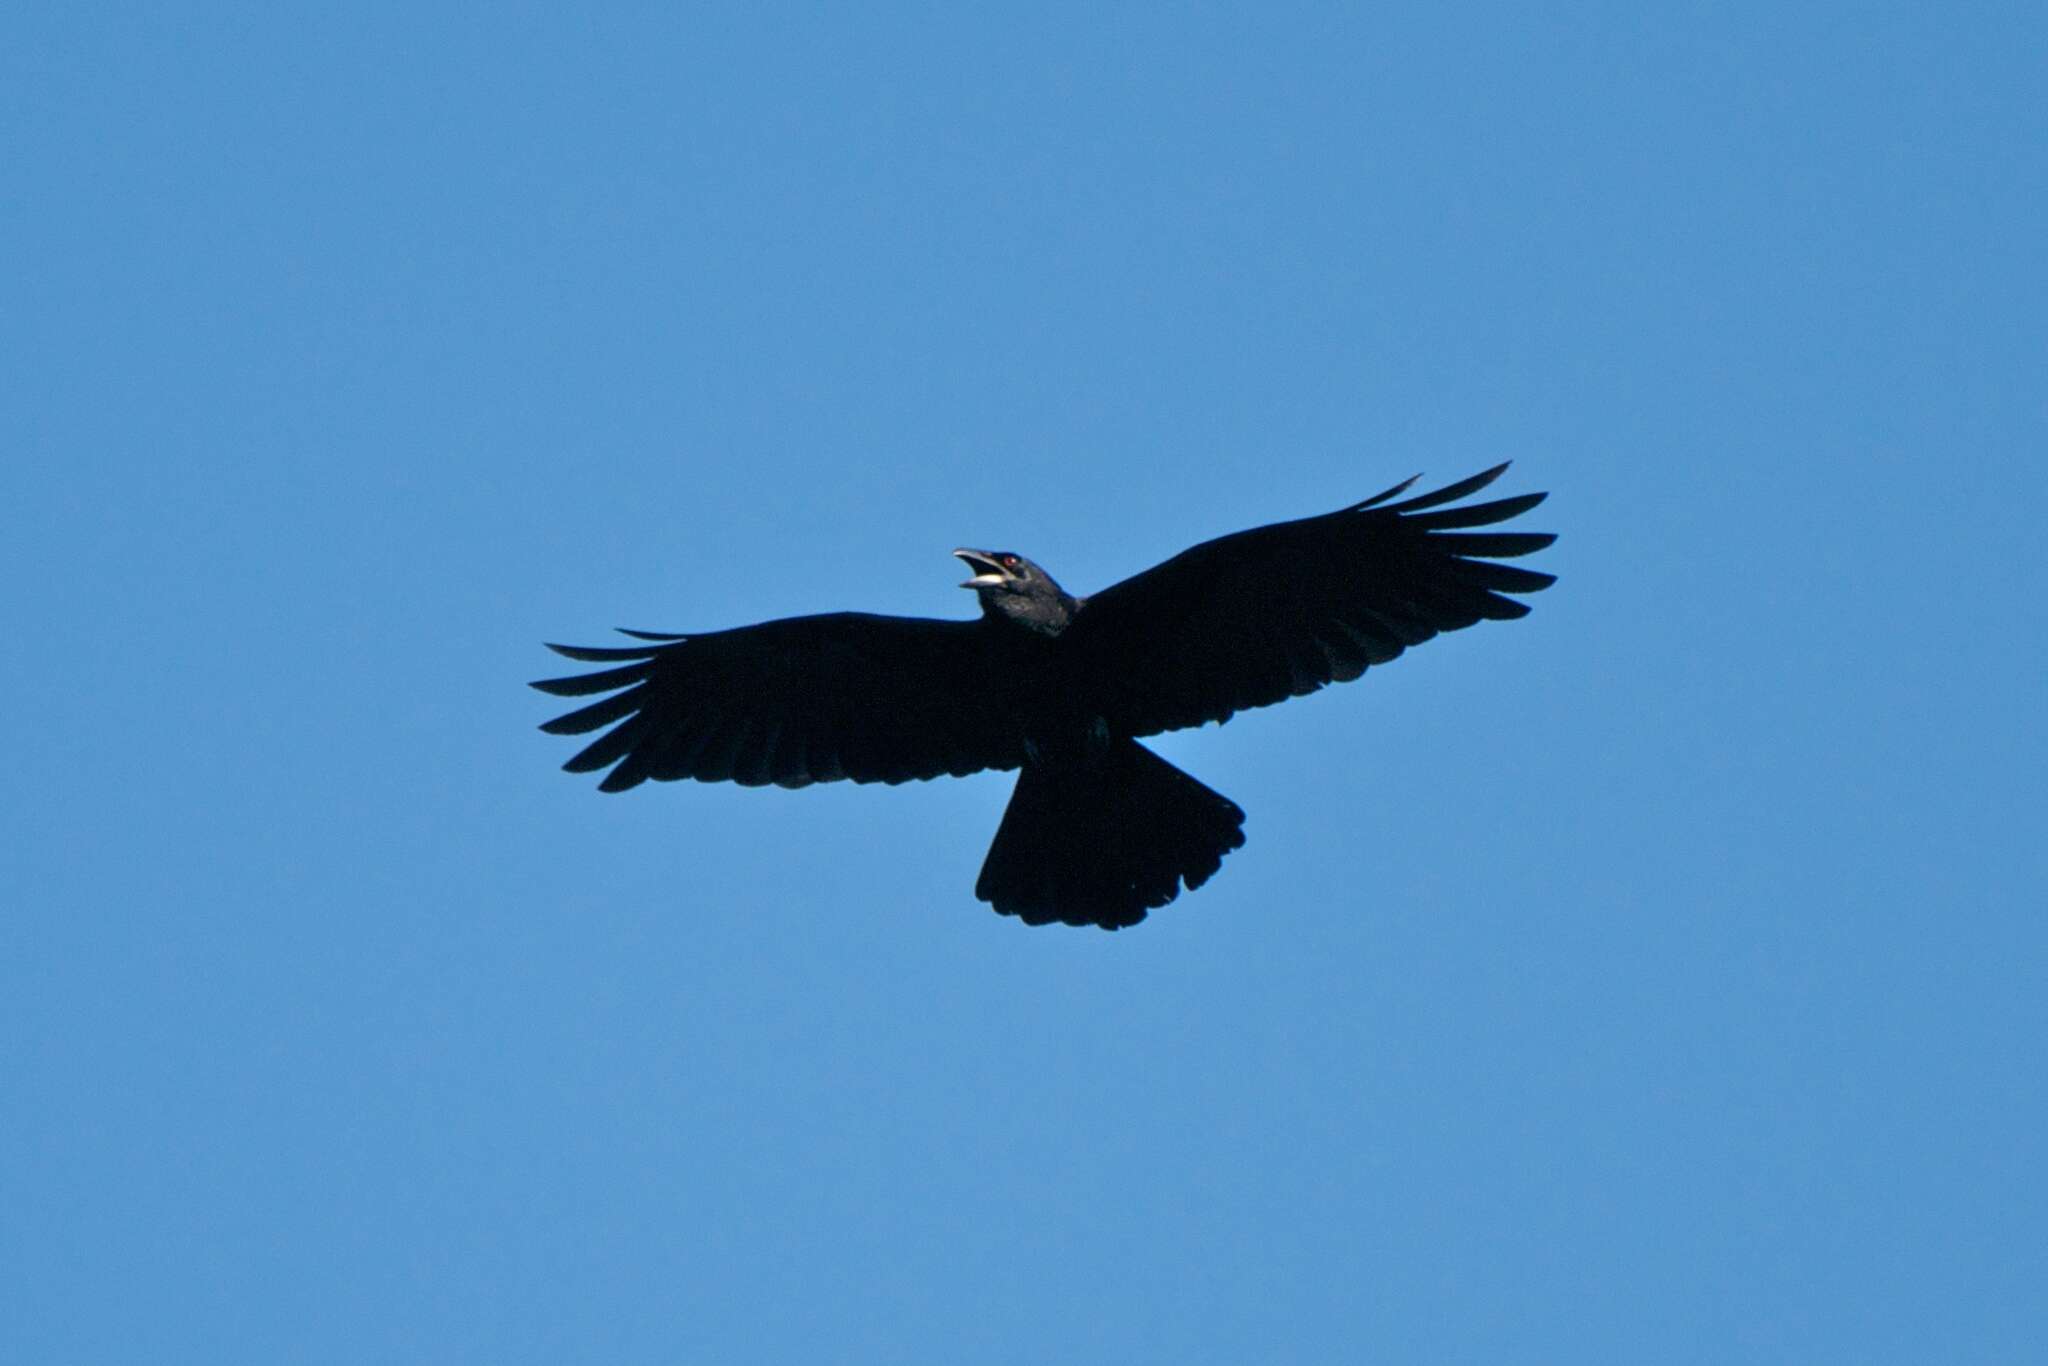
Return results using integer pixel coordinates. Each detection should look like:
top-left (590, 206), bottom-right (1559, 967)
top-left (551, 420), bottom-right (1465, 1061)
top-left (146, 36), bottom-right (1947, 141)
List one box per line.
top-left (533, 464), bottom-right (1554, 929)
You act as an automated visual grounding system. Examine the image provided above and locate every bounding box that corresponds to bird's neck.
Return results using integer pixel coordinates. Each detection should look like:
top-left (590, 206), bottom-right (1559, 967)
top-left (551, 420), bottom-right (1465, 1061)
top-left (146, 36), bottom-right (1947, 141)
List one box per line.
top-left (981, 590), bottom-right (1078, 636)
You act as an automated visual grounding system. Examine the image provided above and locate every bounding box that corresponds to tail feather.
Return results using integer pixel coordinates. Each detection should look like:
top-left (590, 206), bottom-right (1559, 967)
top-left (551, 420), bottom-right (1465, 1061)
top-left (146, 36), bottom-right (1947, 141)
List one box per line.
top-left (976, 741), bottom-right (1247, 929)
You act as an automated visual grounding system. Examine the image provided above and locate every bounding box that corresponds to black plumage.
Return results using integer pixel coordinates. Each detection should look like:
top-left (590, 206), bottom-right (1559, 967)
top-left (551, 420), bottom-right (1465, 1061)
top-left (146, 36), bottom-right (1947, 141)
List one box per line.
top-left (533, 464), bottom-right (1555, 929)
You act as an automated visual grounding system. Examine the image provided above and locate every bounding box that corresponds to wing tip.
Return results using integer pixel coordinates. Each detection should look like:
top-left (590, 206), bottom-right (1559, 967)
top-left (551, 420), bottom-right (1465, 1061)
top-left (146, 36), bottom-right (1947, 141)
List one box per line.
top-left (1353, 473), bottom-right (1423, 510)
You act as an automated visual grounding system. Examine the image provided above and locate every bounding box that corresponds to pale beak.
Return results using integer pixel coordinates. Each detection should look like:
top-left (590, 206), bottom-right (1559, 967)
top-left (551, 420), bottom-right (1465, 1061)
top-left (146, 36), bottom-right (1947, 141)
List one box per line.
top-left (952, 548), bottom-right (1009, 589)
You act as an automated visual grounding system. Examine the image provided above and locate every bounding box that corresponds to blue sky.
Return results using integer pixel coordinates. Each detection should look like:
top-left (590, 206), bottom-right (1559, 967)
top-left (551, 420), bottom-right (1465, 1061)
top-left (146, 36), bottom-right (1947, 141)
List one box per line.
top-left (4, 3), bottom-right (2043, 1361)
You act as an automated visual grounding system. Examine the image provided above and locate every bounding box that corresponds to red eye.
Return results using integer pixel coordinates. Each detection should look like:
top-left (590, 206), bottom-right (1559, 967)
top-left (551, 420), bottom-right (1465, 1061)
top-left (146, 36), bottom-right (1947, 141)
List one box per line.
top-left (1000, 554), bottom-right (1018, 568)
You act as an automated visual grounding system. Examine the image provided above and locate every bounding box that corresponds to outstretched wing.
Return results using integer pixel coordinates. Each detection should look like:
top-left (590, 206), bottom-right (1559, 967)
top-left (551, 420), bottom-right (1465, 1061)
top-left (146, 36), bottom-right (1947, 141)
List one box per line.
top-left (532, 612), bottom-right (1020, 790)
top-left (1060, 464), bottom-right (1555, 738)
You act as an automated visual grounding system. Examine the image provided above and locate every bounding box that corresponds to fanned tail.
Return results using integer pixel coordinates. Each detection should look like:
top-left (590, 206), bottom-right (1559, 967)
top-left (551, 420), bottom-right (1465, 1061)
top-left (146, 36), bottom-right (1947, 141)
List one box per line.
top-left (975, 740), bottom-right (1246, 929)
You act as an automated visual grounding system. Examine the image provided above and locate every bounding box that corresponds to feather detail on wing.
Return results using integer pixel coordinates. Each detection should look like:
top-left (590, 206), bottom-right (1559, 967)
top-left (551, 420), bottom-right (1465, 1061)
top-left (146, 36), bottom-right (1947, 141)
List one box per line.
top-left (533, 613), bottom-right (1021, 790)
top-left (1060, 464), bottom-right (1556, 736)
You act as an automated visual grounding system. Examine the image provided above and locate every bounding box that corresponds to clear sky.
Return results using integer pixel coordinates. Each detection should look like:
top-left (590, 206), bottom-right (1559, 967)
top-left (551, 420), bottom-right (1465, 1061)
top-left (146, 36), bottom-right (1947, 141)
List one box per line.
top-left (5, 3), bottom-right (2043, 1362)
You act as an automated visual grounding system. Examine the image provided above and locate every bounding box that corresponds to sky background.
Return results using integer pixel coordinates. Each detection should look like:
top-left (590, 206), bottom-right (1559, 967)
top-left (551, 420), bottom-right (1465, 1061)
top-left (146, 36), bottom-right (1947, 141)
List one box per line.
top-left (5, 3), bottom-right (2043, 1361)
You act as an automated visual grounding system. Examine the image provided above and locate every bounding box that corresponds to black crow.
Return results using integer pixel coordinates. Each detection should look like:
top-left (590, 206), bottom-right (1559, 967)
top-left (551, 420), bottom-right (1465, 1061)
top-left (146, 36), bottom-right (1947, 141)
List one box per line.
top-left (533, 464), bottom-right (1554, 929)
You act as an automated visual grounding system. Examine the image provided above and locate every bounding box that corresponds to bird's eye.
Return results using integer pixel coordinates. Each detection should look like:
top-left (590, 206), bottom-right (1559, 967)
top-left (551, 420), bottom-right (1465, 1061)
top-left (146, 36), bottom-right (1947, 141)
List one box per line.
top-left (1000, 554), bottom-right (1019, 569)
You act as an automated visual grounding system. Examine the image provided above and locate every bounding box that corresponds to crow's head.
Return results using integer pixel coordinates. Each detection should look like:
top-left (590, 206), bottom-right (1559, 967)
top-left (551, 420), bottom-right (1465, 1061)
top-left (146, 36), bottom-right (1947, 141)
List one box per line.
top-left (953, 548), bottom-right (1076, 634)
top-left (952, 548), bottom-right (1036, 592)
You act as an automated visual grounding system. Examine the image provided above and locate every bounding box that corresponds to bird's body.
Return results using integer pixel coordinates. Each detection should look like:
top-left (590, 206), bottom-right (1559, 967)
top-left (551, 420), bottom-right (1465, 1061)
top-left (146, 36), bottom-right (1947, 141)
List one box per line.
top-left (534, 465), bottom-right (1555, 928)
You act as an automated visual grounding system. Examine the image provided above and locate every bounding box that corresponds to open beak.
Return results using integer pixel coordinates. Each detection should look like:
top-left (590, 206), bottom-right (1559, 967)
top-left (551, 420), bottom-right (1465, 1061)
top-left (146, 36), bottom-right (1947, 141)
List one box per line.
top-left (953, 548), bottom-right (1008, 589)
